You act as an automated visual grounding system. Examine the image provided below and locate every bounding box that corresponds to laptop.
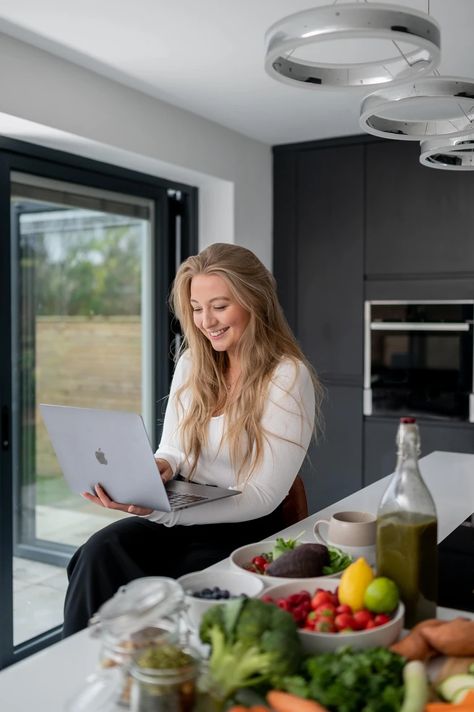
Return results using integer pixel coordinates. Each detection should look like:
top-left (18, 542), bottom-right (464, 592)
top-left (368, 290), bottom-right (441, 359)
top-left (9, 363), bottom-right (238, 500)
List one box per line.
top-left (39, 404), bottom-right (240, 512)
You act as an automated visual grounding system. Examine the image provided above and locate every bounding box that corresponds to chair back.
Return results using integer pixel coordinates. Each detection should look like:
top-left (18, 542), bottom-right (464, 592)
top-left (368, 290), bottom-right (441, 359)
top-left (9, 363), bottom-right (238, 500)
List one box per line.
top-left (281, 474), bottom-right (308, 527)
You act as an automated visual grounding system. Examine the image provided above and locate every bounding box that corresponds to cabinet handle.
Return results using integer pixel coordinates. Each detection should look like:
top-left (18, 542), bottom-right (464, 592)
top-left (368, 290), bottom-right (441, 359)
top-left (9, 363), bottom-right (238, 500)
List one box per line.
top-left (371, 322), bottom-right (470, 332)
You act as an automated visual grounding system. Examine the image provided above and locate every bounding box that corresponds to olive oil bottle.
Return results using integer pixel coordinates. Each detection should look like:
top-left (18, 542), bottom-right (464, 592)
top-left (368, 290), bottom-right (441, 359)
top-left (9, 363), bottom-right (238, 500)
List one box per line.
top-left (376, 417), bottom-right (438, 628)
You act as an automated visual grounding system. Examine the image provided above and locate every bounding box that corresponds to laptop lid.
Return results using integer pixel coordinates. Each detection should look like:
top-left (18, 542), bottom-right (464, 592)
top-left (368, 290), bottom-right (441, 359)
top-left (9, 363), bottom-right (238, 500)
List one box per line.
top-left (40, 404), bottom-right (240, 513)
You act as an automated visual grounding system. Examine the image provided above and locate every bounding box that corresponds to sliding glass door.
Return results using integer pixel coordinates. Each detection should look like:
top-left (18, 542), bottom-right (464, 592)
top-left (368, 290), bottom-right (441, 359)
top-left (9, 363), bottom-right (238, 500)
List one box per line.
top-left (0, 142), bottom-right (197, 668)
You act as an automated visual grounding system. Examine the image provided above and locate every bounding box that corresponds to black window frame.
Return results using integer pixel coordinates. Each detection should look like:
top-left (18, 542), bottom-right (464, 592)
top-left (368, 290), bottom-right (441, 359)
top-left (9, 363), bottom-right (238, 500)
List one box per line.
top-left (0, 137), bottom-right (197, 668)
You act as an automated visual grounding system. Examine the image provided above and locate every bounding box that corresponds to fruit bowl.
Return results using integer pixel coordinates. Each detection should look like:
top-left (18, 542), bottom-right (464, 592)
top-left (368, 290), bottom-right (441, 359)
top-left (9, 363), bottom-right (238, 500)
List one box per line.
top-left (260, 578), bottom-right (405, 654)
top-left (177, 569), bottom-right (264, 630)
top-left (229, 539), bottom-right (351, 586)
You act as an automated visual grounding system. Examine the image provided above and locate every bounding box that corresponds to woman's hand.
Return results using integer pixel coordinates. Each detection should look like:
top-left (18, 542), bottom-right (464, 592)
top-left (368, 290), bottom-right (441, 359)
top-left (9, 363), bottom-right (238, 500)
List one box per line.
top-left (155, 458), bottom-right (173, 483)
top-left (81, 484), bottom-right (153, 516)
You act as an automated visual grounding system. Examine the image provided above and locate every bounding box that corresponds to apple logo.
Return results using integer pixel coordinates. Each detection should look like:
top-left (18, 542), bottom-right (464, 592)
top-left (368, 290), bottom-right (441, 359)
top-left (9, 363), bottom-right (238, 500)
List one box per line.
top-left (95, 448), bottom-right (108, 465)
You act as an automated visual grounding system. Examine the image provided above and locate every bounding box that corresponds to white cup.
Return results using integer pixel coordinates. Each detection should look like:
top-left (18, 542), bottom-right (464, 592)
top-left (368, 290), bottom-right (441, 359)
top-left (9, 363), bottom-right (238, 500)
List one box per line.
top-left (313, 510), bottom-right (377, 564)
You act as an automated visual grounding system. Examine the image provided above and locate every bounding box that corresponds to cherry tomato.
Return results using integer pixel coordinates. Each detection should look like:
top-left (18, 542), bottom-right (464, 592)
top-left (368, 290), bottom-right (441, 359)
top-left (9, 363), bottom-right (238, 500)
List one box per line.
top-left (374, 613), bottom-right (391, 627)
top-left (334, 613), bottom-right (356, 631)
top-left (364, 620), bottom-right (377, 629)
top-left (310, 590), bottom-right (334, 610)
top-left (353, 609), bottom-right (374, 629)
top-left (251, 555), bottom-right (268, 571)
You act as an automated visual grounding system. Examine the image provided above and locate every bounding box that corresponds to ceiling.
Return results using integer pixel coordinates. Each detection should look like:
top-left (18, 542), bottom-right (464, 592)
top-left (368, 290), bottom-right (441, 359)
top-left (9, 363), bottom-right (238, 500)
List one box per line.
top-left (1, 0), bottom-right (473, 146)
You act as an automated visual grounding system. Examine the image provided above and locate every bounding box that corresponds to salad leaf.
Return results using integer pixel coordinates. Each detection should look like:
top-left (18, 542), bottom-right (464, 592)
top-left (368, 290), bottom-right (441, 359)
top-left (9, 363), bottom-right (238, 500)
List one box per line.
top-left (271, 533), bottom-right (304, 560)
top-left (322, 546), bottom-right (353, 575)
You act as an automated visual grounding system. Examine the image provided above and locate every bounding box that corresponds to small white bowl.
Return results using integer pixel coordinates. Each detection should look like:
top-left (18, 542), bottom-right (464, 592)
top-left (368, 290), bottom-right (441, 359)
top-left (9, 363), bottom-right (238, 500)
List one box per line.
top-left (177, 569), bottom-right (264, 631)
top-left (261, 578), bottom-right (404, 654)
top-left (229, 539), bottom-right (348, 587)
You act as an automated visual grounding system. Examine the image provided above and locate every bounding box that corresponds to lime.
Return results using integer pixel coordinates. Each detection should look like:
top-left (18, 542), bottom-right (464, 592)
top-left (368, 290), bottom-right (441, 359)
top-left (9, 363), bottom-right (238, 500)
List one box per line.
top-left (363, 577), bottom-right (399, 613)
top-left (337, 557), bottom-right (374, 612)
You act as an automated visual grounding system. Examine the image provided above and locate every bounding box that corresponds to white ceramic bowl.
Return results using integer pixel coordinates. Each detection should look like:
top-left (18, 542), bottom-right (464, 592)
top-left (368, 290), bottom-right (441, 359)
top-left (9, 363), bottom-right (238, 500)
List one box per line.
top-left (177, 569), bottom-right (264, 630)
top-left (229, 539), bottom-right (349, 587)
top-left (261, 578), bottom-right (405, 654)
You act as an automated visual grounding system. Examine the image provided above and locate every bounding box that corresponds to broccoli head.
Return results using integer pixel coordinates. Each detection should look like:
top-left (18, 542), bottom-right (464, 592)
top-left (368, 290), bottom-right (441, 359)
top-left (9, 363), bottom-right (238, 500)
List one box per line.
top-left (199, 597), bottom-right (303, 702)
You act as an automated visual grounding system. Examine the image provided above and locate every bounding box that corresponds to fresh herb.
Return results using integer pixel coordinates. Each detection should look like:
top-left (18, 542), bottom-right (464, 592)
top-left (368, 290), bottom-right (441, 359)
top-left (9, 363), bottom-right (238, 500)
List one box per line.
top-left (271, 534), bottom-right (304, 561)
top-left (322, 546), bottom-right (353, 575)
top-left (286, 646), bottom-right (405, 712)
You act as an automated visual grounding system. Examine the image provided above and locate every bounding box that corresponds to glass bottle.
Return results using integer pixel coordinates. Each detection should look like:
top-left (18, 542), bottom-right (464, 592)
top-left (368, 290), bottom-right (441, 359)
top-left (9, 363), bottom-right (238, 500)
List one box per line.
top-left (376, 417), bottom-right (438, 628)
top-left (89, 577), bottom-right (186, 707)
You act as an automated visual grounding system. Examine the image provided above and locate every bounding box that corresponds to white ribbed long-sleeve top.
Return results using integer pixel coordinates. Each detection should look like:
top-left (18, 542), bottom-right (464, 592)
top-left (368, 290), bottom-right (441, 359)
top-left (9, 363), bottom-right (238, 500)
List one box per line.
top-left (148, 352), bottom-right (315, 526)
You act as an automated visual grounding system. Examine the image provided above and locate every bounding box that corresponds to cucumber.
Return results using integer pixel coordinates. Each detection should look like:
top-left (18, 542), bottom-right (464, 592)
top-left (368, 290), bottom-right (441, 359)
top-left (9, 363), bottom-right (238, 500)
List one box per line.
top-left (437, 674), bottom-right (474, 701)
top-left (452, 688), bottom-right (474, 704)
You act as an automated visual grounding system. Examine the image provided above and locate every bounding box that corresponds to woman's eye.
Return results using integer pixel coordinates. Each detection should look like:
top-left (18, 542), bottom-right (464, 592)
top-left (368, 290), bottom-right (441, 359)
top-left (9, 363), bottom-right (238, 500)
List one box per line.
top-left (192, 308), bottom-right (202, 313)
top-left (214, 306), bottom-right (227, 311)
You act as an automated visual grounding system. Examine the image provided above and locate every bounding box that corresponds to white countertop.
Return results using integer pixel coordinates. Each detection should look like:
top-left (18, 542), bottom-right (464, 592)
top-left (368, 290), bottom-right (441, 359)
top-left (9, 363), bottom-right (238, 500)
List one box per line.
top-left (1, 450), bottom-right (473, 712)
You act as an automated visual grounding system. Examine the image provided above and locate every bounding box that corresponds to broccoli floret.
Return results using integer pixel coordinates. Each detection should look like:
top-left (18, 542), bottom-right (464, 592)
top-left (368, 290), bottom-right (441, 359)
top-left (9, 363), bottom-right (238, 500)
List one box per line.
top-left (199, 597), bottom-right (303, 702)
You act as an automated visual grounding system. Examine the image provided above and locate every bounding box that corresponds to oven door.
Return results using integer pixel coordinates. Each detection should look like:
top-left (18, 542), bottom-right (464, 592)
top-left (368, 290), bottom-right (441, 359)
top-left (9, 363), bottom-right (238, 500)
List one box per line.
top-left (364, 303), bottom-right (474, 421)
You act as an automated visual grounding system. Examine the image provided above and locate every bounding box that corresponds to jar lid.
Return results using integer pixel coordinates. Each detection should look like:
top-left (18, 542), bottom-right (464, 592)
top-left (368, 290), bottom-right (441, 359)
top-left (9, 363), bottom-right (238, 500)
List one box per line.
top-left (90, 577), bottom-right (185, 639)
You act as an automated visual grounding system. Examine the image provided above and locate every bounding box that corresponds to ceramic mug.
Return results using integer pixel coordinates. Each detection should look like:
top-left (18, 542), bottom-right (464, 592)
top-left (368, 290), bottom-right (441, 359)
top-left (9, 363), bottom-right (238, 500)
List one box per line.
top-left (313, 510), bottom-right (377, 548)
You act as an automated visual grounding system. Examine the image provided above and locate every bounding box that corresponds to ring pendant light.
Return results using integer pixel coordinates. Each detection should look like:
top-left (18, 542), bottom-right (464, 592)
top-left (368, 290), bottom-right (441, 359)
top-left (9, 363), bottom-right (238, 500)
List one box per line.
top-left (420, 134), bottom-right (474, 170)
top-left (264, 3), bottom-right (440, 89)
top-left (360, 77), bottom-right (474, 140)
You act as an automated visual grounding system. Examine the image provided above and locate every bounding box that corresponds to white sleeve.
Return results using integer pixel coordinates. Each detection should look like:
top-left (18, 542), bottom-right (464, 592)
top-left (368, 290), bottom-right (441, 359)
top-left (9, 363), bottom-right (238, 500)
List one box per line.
top-left (153, 354), bottom-right (190, 475)
top-left (147, 360), bottom-right (315, 527)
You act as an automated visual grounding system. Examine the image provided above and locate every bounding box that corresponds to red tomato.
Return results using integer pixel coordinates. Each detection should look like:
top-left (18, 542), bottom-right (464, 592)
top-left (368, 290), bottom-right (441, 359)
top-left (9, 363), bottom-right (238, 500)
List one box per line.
top-left (310, 590), bottom-right (333, 610)
top-left (314, 603), bottom-right (337, 618)
top-left (251, 555), bottom-right (268, 571)
top-left (336, 604), bottom-right (353, 615)
top-left (353, 609), bottom-right (374, 629)
top-left (314, 618), bottom-right (336, 633)
top-left (364, 620), bottom-right (377, 629)
top-left (374, 613), bottom-right (391, 627)
top-left (334, 613), bottom-right (356, 631)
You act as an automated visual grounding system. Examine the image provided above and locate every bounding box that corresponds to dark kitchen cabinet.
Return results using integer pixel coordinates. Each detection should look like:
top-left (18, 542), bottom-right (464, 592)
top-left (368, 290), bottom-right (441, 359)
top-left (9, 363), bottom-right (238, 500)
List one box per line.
top-left (364, 417), bottom-right (474, 486)
top-left (366, 141), bottom-right (474, 277)
top-left (295, 145), bottom-right (364, 380)
top-left (301, 385), bottom-right (363, 513)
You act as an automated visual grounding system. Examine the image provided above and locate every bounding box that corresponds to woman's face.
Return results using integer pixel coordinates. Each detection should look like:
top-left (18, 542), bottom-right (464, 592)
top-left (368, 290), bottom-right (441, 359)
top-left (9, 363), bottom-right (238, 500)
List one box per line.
top-left (190, 274), bottom-right (250, 360)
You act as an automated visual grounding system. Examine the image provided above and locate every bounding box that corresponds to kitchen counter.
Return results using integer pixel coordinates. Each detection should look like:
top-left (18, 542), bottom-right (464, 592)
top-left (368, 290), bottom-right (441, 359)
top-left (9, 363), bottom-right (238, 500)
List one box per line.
top-left (0, 450), bottom-right (473, 712)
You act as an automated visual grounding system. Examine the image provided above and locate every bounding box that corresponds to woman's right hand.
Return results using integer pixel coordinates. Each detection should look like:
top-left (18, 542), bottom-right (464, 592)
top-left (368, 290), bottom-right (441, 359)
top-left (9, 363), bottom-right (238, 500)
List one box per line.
top-left (155, 458), bottom-right (173, 483)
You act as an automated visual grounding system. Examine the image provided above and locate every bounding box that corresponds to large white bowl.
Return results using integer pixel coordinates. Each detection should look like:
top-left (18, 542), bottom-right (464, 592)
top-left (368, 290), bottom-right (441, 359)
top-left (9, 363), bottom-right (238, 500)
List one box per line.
top-left (177, 569), bottom-right (264, 631)
top-left (229, 539), bottom-right (348, 587)
top-left (261, 578), bottom-right (405, 654)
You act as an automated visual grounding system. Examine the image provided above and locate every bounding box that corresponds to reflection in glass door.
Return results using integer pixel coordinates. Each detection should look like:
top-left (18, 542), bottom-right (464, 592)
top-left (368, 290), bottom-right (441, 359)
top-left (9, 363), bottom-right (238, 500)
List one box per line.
top-left (11, 173), bottom-right (154, 645)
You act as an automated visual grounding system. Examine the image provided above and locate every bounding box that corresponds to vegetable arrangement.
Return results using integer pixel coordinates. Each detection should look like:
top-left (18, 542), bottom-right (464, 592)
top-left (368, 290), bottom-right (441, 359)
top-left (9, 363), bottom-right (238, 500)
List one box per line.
top-left (245, 537), bottom-right (353, 578)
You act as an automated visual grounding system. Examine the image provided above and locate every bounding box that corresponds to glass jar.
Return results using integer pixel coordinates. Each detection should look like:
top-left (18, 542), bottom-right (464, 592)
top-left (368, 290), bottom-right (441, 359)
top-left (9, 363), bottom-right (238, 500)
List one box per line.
top-left (89, 577), bottom-right (186, 708)
top-left (130, 644), bottom-right (199, 712)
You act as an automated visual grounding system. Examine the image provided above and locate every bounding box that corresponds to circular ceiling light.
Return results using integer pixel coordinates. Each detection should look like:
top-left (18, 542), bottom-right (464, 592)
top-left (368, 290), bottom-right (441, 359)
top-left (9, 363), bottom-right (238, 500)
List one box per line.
top-left (420, 134), bottom-right (474, 170)
top-left (360, 77), bottom-right (474, 139)
top-left (264, 3), bottom-right (440, 89)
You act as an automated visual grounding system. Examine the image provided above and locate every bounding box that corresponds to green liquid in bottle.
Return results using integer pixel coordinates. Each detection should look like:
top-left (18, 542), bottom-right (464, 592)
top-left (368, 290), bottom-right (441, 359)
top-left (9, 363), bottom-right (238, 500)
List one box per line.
top-left (376, 511), bottom-right (437, 628)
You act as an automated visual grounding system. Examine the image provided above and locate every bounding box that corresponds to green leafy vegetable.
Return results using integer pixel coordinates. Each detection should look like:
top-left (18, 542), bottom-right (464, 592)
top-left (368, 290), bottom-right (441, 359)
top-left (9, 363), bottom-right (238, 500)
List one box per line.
top-left (271, 534), bottom-right (303, 560)
top-left (284, 646), bottom-right (405, 712)
top-left (322, 546), bottom-right (353, 575)
top-left (199, 597), bottom-right (303, 702)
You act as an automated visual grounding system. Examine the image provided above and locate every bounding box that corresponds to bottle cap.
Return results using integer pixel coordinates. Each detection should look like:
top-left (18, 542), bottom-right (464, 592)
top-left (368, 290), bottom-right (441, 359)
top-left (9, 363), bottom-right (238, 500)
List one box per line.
top-left (400, 416), bottom-right (416, 423)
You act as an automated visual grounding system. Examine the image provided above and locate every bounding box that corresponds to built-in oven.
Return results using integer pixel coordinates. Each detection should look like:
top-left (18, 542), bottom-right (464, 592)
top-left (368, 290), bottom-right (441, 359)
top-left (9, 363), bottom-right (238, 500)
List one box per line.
top-left (364, 301), bottom-right (474, 422)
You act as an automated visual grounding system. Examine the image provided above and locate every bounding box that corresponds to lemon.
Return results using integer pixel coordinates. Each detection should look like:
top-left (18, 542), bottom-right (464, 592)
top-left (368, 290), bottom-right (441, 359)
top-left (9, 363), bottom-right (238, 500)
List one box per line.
top-left (337, 557), bottom-right (374, 612)
top-left (363, 577), bottom-right (400, 613)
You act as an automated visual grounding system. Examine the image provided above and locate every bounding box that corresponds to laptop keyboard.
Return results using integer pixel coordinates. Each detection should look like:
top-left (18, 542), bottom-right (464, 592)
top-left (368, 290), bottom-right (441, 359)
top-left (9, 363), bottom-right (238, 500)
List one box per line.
top-left (168, 491), bottom-right (208, 509)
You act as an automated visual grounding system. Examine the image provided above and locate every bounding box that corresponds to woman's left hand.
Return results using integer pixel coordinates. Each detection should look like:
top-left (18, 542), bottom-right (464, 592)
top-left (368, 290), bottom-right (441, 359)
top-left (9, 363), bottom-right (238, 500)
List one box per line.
top-left (81, 484), bottom-right (153, 516)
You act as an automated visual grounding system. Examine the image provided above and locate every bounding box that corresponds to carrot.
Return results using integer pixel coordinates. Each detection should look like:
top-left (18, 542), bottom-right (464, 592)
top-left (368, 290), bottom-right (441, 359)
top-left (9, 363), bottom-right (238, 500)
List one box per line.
top-left (425, 706), bottom-right (474, 712)
top-left (459, 691), bottom-right (474, 706)
top-left (226, 707), bottom-right (249, 712)
top-left (267, 690), bottom-right (329, 712)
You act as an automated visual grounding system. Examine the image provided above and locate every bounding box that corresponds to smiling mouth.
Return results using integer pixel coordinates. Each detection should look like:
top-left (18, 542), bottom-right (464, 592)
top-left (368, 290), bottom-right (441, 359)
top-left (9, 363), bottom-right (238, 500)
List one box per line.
top-left (208, 327), bottom-right (229, 338)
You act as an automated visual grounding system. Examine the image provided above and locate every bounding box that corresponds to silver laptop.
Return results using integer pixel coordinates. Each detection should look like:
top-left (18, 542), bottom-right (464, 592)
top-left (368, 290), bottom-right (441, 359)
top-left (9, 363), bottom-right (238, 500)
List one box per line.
top-left (39, 404), bottom-right (240, 512)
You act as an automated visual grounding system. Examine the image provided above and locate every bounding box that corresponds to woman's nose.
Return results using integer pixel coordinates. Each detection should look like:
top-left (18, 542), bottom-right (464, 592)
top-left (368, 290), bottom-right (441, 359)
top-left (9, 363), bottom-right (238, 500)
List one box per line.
top-left (202, 310), bottom-right (217, 328)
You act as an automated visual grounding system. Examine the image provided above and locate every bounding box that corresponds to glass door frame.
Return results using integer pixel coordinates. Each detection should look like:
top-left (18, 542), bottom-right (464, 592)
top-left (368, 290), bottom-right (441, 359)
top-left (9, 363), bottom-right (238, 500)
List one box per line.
top-left (0, 137), bottom-right (197, 668)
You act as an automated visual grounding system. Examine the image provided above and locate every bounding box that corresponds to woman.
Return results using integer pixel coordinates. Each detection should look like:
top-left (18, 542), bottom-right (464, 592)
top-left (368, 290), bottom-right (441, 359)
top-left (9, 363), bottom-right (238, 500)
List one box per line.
top-left (63, 243), bottom-right (321, 636)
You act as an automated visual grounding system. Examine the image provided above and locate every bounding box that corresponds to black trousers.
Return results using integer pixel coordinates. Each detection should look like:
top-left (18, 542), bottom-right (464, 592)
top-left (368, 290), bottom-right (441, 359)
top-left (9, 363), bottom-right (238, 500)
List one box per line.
top-left (63, 506), bottom-right (284, 637)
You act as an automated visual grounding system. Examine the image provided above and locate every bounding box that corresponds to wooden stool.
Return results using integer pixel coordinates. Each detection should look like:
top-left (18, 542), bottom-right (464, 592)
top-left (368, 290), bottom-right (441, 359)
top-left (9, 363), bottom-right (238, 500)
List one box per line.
top-left (281, 475), bottom-right (308, 527)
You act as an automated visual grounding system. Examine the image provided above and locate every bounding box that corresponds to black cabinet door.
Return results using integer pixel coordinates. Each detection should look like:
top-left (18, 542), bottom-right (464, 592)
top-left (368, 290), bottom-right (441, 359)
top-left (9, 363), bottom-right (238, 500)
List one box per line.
top-left (296, 145), bottom-right (364, 381)
top-left (364, 417), bottom-right (474, 486)
top-left (302, 385), bottom-right (363, 512)
top-left (366, 141), bottom-right (474, 277)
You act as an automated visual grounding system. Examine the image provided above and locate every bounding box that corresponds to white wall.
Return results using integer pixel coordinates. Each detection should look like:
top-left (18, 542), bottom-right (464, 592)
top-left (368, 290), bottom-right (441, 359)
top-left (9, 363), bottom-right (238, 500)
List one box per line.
top-left (0, 32), bottom-right (272, 266)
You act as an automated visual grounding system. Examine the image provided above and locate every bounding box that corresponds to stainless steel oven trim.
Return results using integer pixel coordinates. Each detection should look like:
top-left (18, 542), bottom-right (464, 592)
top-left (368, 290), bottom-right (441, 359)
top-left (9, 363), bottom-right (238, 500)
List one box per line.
top-left (371, 322), bottom-right (471, 332)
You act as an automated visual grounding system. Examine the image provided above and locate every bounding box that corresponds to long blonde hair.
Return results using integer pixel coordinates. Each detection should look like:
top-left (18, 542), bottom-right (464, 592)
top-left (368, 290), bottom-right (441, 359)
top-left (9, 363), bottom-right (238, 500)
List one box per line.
top-left (170, 243), bottom-right (322, 483)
